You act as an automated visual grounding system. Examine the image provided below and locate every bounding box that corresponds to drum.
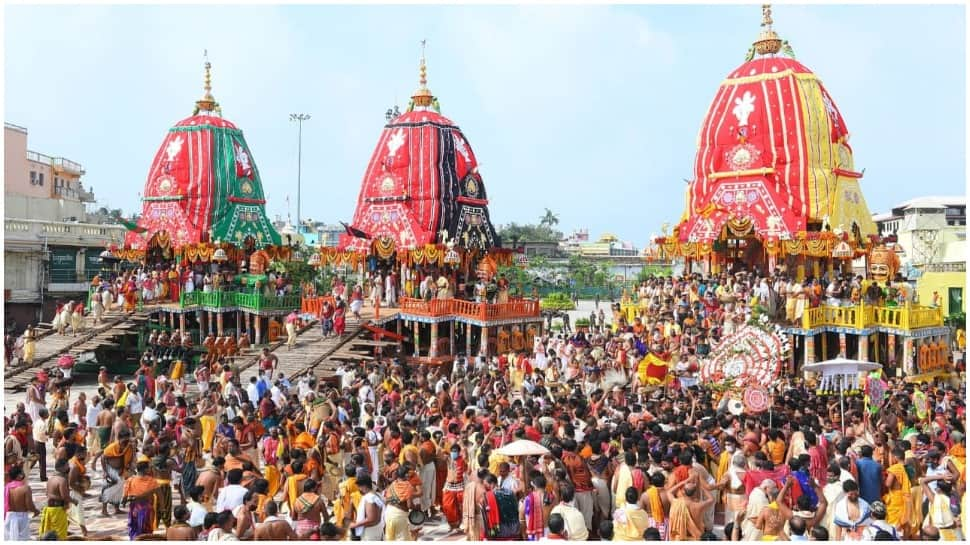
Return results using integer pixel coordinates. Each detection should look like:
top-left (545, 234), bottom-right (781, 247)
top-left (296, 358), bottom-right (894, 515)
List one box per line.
top-left (408, 509), bottom-right (426, 527)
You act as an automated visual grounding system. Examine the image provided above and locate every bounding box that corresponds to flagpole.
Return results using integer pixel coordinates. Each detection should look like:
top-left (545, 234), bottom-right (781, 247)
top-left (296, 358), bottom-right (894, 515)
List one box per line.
top-left (289, 113), bottom-right (311, 231)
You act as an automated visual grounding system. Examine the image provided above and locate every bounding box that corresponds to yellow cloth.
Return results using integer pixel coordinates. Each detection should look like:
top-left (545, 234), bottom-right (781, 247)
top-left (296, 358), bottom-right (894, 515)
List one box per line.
top-left (927, 491), bottom-right (955, 529)
top-left (715, 451), bottom-right (731, 483)
top-left (645, 486), bottom-right (665, 522)
top-left (614, 463), bottom-right (633, 508)
top-left (488, 452), bottom-right (509, 477)
top-left (668, 496), bottom-right (701, 541)
top-left (116, 389), bottom-right (129, 409)
top-left (286, 474), bottom-right (308, 513)
top-left (399, 444), bottom-right (420, 465)
top-left (23, 339), bottom-right (36, 363)
top-left (200, 415), bottom-right (216, 452)
top-left (883, 463), bottom-right (912, 530)
top-left (384, 504), bottom-right (411, 541)
top-left (39, 505), bottom-right (68, 540)
top-left (946, 444), bottom-right (966, 484)
top-left (615, 505), bottom-right (650, 541)
top-left (334, 478), bottom-right (361, 528)
top-left (265, 465), bottom-right (283, 500)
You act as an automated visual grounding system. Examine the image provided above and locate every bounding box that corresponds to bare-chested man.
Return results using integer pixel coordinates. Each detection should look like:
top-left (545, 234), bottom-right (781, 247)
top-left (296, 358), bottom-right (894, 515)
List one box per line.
top-left (39, 458), bottom-right (72, 539)
top-left (101, 430), bottom-right (134, 516)
top-left (94, 398), bottom-right (116, 456)
top-left (195, 456), bottom-right (226, 510)
top-left (67, 448), bottom-right (90, 537)
top-left (292, 478), bottom-right (328, 539)
top-left (667, 474), bottom-right (714, 540)
top-left (110, 406), bottom-right (130, 444)
top-left (755, 478), bottom-right (789, 540)
top-left (233, 490), bottom-right (259, 539)
top-left (254, 501), bottom-right (297, 540)
top-left (166, 505), bottom-right (197, 540)
top-left (4, 466), bottom-right (40, 540)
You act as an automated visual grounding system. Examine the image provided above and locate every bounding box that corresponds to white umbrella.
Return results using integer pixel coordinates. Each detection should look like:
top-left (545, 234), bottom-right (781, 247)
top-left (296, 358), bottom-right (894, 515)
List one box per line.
top-left (803, 357), bottom-right (883, 428)
top-left (802, 357), bottom-right (881, 375)
top-left (495, 439), bottom-right (550, 457)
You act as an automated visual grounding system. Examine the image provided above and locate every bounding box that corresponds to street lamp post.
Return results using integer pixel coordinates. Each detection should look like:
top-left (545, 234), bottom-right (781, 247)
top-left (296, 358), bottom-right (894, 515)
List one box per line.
top-left (289, 113), bottom-right (311, 230)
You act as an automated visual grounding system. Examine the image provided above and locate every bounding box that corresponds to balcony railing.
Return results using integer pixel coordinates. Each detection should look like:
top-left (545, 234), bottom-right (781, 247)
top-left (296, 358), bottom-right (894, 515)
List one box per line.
top-left (618, 301), bottom-right (944, 333)
top-left (52, 157), bottom-right (84, 174)
top-left (396, 297), bottom-right (540, 321)
top-left (5, 218), bottom-right (126, 244)
top-left (177, 291), bottom-right (302, 312)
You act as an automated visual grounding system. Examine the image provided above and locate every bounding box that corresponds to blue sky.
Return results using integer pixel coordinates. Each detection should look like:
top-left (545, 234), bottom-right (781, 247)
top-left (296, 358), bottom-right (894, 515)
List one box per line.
top-left (5, 4), bottom-right (966, 248)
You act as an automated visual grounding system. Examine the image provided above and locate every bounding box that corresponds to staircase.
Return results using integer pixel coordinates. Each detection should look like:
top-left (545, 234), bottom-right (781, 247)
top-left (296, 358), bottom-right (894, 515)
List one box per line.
top-left (236, 315), bottom-right (374, 385)
top-left (4, 309), bottom-right (141, 392)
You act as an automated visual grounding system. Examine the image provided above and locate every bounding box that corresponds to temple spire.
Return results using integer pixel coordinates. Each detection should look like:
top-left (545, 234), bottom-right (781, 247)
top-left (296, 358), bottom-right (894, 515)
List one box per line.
top-left (194, 50), bottom-right (221, 115)
top-left (411, 40), bottom-right (434, 108)
top-left (752, 4), bottom-right (782, 56)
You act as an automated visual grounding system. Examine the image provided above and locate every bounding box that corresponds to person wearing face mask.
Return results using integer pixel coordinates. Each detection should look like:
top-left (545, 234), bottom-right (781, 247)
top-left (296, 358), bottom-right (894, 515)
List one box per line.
top-left (442, 444), bottom-right (467, 532)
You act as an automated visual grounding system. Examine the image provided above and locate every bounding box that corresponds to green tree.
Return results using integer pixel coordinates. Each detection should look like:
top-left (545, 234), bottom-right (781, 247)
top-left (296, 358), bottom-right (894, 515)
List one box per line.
top-left (539, 208), bottom-right (560, 228)
top-left (497, 222), bottom-right (563, 244)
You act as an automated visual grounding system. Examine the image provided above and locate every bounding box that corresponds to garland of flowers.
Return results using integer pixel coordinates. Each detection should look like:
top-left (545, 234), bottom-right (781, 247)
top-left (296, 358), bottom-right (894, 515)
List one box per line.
top-left (699, 318), bottom-right (791, 389)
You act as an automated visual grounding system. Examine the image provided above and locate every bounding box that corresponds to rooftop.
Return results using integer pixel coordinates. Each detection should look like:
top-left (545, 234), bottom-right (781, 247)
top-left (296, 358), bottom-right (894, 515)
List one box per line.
top-left (894, 196), bottom-right (965, 210)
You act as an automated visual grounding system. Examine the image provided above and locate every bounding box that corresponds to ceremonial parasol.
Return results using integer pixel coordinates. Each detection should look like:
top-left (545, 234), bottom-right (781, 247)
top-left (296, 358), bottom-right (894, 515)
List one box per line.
top-left (803, 357), bottom-right (881, 429)
top-left (495, 440), bottom-right (550, 457)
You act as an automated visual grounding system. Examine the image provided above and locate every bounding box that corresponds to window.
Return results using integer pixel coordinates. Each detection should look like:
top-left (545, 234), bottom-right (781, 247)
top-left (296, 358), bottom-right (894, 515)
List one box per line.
top-left (29, 171), bottom-right (36, 185)
top-left (949, 287), bottom-right (963, 314)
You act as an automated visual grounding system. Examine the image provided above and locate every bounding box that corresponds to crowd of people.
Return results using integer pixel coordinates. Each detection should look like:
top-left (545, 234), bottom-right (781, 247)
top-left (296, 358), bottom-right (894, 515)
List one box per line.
top-left (2, 270), bottom-right (966, 542)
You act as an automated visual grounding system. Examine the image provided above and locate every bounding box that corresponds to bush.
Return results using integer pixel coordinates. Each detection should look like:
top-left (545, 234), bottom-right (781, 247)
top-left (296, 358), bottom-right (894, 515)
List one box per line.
top-left (541, 292), bottom-right (575, 311)
top-left (946, 312), bottom-right (966, 329)
top-left (575, 318), bottom-right (591, 328)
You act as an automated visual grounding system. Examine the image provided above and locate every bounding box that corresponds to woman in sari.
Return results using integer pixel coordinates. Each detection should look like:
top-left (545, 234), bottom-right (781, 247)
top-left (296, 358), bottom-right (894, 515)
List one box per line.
top-left (22, 325), bottom-right (36, 366)
top-left (384, 466), bottom-right (418, 541)
top-left (124, 279), bottom-right (138, 313)
top-left (123, 458), bottom-right (159, 540)
top-left (334, 300), bottom-right (347, 337)
top-left (522, 475), bottom-right (550, 540)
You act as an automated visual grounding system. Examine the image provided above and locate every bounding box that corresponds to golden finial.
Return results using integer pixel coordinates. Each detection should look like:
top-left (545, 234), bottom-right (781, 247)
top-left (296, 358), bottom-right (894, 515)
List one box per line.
top-left (411, 39), bottom-right (434, 108)
top-left (752, 4), bottom-right (782, 56)
top-left (761, 4), bottom-right (774, 28)
top-left (194, 49), bottom-right (220, 115)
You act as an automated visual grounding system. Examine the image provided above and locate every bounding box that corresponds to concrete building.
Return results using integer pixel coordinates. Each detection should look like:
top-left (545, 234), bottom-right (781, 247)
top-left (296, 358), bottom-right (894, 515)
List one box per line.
top-left (873, 196), bottom-right (966, 317)
top-left (271, 218), bottom-right (344, 248)
top-left (4, 122), bottom-right (126, 331)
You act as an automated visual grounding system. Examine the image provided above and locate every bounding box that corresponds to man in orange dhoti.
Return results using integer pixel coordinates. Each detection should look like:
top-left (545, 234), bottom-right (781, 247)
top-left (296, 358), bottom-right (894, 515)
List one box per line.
top-left (442, 444), bottom-right (467, 530)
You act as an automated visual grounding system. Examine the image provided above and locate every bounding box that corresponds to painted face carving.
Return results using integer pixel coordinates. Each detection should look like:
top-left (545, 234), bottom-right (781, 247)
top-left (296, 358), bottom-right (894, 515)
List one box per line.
top-left (868, 245), bottom-right (899, 283)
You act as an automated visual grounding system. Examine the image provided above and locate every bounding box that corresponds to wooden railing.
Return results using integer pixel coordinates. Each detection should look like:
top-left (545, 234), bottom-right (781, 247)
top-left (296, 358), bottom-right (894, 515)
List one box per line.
top-left (176, 291), bottom-right (302, 312)
top-left (395, 297), bottom-right (540, 321)
top-left (619, 300), bottom-right (943, 332)
top-left (301, 295), bottom-right (336, 318)
top-left (802, 303), bottom-right (943, 331)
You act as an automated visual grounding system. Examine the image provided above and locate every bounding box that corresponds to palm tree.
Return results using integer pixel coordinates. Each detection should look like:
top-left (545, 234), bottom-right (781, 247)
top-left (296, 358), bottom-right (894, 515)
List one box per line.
top-left (539, 208), bottom-right (560, 227)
